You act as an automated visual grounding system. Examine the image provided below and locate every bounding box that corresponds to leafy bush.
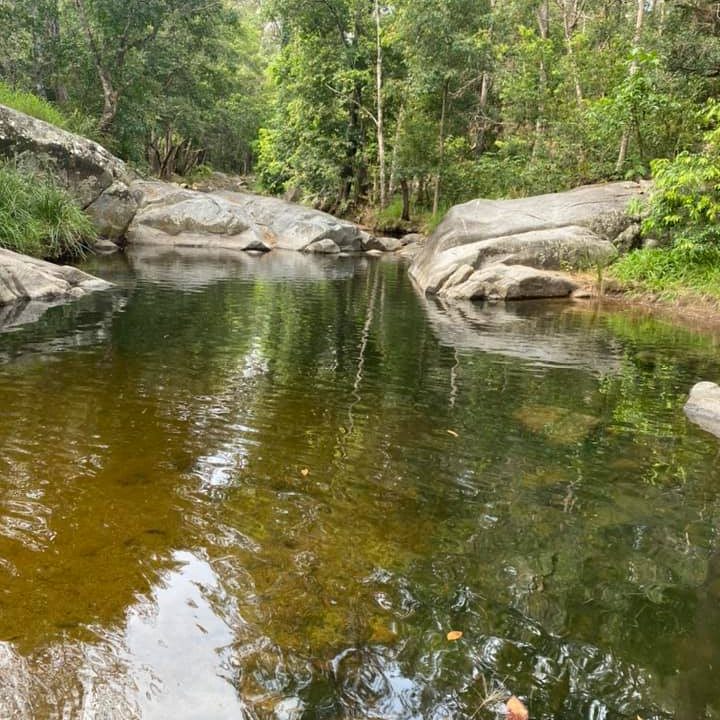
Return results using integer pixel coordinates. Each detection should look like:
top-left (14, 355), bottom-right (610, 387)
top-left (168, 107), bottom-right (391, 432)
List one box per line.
top-left (0, 164), bottom-right (96, 260)
top-left (642, 103), bottom-right (720, 248)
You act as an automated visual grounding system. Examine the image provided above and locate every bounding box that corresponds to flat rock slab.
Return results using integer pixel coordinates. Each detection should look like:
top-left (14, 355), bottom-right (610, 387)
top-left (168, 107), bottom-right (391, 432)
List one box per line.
top-left (126, 181), bottom-right (368, 253)
top-left (685, 382), bottom-right (720, 439)
top-left (410, 181), bottom-right (647, 301)
top-left (0, 247), bottom-right (111, 306)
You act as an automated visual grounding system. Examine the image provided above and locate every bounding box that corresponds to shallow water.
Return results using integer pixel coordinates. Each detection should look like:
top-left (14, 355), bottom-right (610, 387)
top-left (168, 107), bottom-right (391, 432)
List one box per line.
top-left (1, 248), bottom-right (720, 719)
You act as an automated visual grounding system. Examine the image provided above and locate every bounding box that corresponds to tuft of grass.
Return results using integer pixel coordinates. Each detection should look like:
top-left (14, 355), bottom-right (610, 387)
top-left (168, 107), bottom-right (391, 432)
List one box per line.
top-left (0, 163), bottom-right (96, 260)
top-left (0, 82), bottom-right (69, 128)
top-left (610, 244), bottom-right (720, 300)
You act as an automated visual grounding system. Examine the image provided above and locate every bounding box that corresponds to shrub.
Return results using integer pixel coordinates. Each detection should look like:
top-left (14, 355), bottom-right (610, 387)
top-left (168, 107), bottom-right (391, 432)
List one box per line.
top-left (0, 164), bottom-right (96, 260)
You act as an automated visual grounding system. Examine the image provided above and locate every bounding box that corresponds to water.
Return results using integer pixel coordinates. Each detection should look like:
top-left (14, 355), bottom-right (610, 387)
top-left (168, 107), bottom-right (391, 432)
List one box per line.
top-left (1, 247), bottom-right (719, 719)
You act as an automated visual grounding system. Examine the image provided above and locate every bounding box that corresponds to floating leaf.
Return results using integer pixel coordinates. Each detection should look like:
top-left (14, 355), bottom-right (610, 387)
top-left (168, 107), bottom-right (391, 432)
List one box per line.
top-left (300, 468), bottom-right (309, 477)
top-left (446, 630), bottom-right (463, 641)
top-left (447, 430), bottom-right (459, 438)
top-left (506, 696), bottom-right (529, 720)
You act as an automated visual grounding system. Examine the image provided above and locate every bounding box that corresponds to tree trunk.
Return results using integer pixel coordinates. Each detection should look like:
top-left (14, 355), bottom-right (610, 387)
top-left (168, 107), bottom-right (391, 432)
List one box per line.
top-left (432, 79), bottom-right (449, 216)
top-left (74, 0), bottom-right (121, 132)
top-left (615, 0), bottom-right (645, 175)
top-left (532, 0), bottom-right (550, 158)
top-left (98, 68), bottom-right (119, 132)
top-left (400, 179), bottom-right (410, 221)
top-left (374, 0), bottom-right (387, 208)
top-left (476, 70), bottom-right (492, 153)
top-left (388, 101), bottom-right (405, 197)
top-left (562, 0), bottom-right (584, 105)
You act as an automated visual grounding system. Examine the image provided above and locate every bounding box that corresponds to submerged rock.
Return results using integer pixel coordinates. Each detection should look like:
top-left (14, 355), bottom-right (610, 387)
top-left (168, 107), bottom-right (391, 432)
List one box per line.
top-left (684, 382), bottom-right (720, 439)
top-left (515, 404), bottom-right (600, 444)
top-left (410, 182), bottom-right (647, 301)
top-left (0, 247), bottom-right (111, 308)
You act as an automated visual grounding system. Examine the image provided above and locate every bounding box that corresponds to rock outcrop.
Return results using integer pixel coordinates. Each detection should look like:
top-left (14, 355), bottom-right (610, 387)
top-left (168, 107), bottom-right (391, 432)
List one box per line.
top-left (125, 181), bottom-right (369, 253)
top-left (0, 104), bottom-right (133, 209)
top-left (0, 248), bottom-right (111, 306)
top-left (684, 382), bottom-right (720, 439)
top-left (410, 182), bottom-right (647, 301)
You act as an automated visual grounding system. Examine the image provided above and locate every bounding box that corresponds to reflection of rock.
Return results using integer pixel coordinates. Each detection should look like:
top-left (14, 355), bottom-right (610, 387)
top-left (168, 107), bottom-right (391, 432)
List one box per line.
top-left (0, 298), bottom-right (63, 331)
top-left (0, 248), bottom-right (112, 323)
top-left (124, 245), bottom-right (362, 289)
top-left (418, 293), bottom-right (621, 374)
top-left (515, 404), bottom-right (600, 444)
top-left (410, 182), bottom-right (646, 300)
top-left (684, 382), bottom-right (720, 439)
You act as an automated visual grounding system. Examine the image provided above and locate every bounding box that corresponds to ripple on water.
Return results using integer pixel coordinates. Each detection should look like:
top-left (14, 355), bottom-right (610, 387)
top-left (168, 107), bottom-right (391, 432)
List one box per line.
top-left (0, 251), bottom-right (719, 718)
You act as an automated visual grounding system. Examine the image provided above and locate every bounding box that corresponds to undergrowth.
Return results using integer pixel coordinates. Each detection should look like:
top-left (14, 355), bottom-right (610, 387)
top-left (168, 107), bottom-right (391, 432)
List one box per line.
top-left (610, 244), bottom-right (720, 300)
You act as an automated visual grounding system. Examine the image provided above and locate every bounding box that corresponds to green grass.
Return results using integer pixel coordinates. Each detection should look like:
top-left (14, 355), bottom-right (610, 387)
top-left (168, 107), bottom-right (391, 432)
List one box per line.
top-left (0, 82), bottom-right (99, 140)
top-left (0, 164), bottom-right (96, 260)
top-left (0, 82), bottom-right (70, 128)
top-left (610, 244), bottom-right (720, 300)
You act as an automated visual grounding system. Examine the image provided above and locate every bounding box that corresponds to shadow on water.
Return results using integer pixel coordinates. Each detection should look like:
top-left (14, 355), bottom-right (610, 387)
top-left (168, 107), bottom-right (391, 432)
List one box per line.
top-left (1, 249), bottom-right (720, 718)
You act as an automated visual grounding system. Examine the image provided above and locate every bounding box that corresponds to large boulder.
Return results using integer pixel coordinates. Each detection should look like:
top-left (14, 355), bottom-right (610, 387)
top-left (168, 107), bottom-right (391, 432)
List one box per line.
top-left (684, 382), bottom-right (720, 439)
top-left (126, 180), bottom-right (368, 253)
top-left (0, 248), bottom-right (111, 306)
top-left (0, 104), bottom-right (132, 209)
top-left (410, 182), bottom-right (648, 300)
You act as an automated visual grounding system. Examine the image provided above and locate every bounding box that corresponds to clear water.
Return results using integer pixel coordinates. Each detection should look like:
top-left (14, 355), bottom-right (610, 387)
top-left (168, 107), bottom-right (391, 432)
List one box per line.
top-left (0, 247), bottom-right (719, 719)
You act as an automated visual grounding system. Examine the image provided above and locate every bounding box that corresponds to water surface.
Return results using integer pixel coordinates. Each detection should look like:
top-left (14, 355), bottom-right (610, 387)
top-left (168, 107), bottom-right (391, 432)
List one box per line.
top-left (1, 248), bottom-right (719, 719)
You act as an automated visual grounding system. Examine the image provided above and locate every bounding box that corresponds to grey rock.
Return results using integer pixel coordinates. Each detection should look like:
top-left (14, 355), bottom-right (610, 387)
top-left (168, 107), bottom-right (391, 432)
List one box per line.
top-left (93, 238), bottom-right (121, 254)
top-left (440, 263), bottom-right (578, 301)
top-left (126, 181), bottom-right (269, 251)
top-left (684, 382), bottom-right (720, 439)
top-left (361, 235), bottom-right (403, 252)
top-left (613, 223), bottom-right (642, 253)
top-left (589, 209), bottom-right (634, 242)
top-left (305, 238), bottom-right (341, 254)
top-left (410, 182), bottom-right (647, 301)
top-left (0, 247), bottom-right (111, 307)
top-left (401, 233), bottom-right (426, 246)
top-left (0, 103), bottom-right (132, 208)
top-left (86, 181), bottom-right (138, 240)
top-left (126, 181), bottom-right (367, 254)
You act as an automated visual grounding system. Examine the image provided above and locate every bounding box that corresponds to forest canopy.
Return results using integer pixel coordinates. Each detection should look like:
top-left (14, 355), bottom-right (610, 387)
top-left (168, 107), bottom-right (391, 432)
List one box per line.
top-left (2, 0), bottom-right (720, 222)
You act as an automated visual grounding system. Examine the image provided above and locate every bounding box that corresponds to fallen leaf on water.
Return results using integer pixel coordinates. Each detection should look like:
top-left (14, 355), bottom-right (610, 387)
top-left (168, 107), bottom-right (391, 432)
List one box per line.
top-left (446, 630), bottom-right (463, 641)
top-left (447, 430), bottom-right (459, 438)
top-left (300, 468), bottom-right (309, 477)
top-left (506, 696), bottom-right (529, 720)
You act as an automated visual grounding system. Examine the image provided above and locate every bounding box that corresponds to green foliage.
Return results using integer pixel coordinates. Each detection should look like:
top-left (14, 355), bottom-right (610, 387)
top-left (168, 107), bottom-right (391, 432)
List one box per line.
top-left (642, 105), bottom-right (720, 250)
top-left (0, 164), bottom-right (96, 260)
